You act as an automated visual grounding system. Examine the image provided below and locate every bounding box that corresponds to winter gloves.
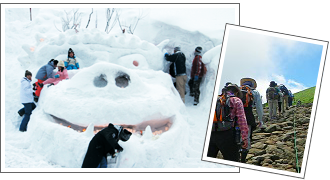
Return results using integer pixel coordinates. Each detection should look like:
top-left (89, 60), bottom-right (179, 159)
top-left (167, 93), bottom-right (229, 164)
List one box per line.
top-left (194, 75), bottom-right (199, 81)
top-left (55, 74), bottom-right (60, 78)
top-left (38, 82), bottom-right (44, 88)
top-left (164, 52), bottom-right (169, 56)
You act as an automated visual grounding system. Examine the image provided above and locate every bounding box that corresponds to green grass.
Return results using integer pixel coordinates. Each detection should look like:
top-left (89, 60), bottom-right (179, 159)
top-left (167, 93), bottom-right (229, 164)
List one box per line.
top-left (262, 86), bottom-right (316, 107)
top-left (292, 86), bottom-right (316, 105)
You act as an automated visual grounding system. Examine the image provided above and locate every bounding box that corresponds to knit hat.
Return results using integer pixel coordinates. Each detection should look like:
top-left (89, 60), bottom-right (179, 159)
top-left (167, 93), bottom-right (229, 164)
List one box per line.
top-left (195, 46), bottom-right (202, 53)
top-left (174, 47), bottom-right (181, 51)
top-left (25, 70), bottom-right (32, 77)
top-left (57, 60), bottom-right (65, 68)
top-left (68, 48), bottom-right (75, 57)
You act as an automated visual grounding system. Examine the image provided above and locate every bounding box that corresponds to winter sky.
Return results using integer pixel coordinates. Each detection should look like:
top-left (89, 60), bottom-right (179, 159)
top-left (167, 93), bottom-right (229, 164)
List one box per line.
top-left (218, 27), bottom-right (324, 102)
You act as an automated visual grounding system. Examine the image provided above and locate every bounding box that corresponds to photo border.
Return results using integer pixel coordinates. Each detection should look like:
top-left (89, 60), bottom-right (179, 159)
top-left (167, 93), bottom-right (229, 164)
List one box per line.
top-left (201, 23), bottom-right (328, 179)
top-left (1, 3), bottom-right (240, 173)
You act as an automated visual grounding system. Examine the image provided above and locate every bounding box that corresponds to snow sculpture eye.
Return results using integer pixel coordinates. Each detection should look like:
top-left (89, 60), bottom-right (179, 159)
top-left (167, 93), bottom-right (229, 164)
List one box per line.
top-left (115, 72), bottom-right (130, 88)
top-left (94, 74), bottom-right (108, 88)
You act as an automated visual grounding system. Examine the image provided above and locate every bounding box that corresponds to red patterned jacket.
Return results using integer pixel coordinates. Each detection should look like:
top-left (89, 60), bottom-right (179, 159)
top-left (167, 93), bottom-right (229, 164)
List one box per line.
top-left (191, 55), bottom-right (204, 78)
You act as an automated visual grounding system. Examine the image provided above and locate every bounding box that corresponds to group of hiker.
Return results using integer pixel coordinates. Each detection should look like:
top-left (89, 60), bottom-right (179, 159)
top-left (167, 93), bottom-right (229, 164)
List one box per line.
top-left (164, 46), bottom-right (207, 105)
top-left (17, 48), bottom-right (79, 132)
top-left (207, 78), bottom-right (264, 163)
top-left (266, 81), bottom-right (294, 120)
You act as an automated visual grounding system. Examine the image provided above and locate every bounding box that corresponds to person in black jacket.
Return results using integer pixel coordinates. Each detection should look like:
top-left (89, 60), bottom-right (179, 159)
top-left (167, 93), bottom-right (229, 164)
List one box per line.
top-left (164, 47), bottom-right (187, 103)
top-left (82, 123), bottom-right (132, 168)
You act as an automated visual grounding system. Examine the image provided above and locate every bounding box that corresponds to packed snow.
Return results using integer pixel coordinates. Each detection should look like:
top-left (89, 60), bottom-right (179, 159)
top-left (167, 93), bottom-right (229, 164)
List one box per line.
top-left (4, 8), bottom-right (229, 169)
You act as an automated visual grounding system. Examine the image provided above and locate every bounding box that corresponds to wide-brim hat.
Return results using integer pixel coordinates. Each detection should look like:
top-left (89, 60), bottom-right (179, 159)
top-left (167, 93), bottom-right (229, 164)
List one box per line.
top-left (240, 78), bottom-right (257, 88)
top-left (226, 83), bottom-right (243, 99)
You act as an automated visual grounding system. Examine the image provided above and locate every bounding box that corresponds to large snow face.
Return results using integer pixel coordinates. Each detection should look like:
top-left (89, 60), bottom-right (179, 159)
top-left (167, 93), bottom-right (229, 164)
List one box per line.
top-left (26, 62), bottom-right (189, 168)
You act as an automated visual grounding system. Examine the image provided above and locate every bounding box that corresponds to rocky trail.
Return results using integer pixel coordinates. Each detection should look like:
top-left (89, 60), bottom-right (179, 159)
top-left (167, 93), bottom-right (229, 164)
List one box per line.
top-left (245, 103), bottom-right (312, 173)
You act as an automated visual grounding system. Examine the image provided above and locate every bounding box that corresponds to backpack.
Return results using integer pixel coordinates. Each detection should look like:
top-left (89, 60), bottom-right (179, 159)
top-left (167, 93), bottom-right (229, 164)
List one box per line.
top-left (240, 85), bottom-right (254, 108)
top-left (280, 85), bottom-right (289, 95)
top-left (213, 94), bottom-right (235, 131)
top-left (267, 87), bottom-right (279, 100)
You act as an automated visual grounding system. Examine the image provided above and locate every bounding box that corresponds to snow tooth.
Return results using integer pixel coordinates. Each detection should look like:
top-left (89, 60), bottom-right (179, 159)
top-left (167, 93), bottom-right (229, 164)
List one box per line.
top-left (142, 125), bottom-right (153, 140)
top-left (84, 123), bottom-right (94, 136)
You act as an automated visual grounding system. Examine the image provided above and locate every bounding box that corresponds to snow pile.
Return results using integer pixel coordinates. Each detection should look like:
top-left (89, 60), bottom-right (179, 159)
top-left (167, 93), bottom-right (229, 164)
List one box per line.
top-left (5, 8), bottom-right (228, 169)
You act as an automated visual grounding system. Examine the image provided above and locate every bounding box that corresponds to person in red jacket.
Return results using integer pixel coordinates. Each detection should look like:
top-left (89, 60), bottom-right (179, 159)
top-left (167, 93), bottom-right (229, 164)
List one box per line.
top-left (190, 46), bottom-right (205, 105)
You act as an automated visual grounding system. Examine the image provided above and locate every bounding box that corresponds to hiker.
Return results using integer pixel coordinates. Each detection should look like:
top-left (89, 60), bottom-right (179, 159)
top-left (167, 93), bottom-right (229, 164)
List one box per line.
top-left (189, 46), bottom-right (206, 105)
top-left (17, 70), bottom-right (37, 132)
top-left (239, 78), bottom-right (264, 163)
top-left (207, 83), bottom-right (249, 162)
top-left (288, 90), bottom-right (294, 107)
top-left (38, 60), bottom-right (69, 88)
top-left (266, 81), bottom-right (281, 120)
top-left (65, 48), bottom-right (80, 70)
top-left (164, 47), bottom-right (187, 103)
top-left (279, 84), bottom-right (289, 110)
top-left (34, 59), bottom-right (58, 102)
top-left (276, 86), bottom-right (284, 116)
top-left (82, 123), bottom-right (132, 168)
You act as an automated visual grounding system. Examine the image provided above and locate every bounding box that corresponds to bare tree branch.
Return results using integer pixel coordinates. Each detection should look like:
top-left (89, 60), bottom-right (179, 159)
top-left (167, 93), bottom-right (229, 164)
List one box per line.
top-left (86, 8), bottom-right (93, 28)
top-left (105, 8), bottom-right (118, 33)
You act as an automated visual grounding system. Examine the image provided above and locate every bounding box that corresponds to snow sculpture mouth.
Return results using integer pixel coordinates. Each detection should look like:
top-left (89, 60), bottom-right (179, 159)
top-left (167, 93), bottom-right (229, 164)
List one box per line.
top-left (51, 114), bottom-right (173, 135)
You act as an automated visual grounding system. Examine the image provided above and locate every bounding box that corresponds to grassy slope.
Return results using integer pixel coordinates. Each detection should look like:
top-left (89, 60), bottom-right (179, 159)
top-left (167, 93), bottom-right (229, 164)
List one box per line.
top-left (262, 86), bottom-right (316, 107)
top-left (293, 86), bottom-right (316, 105)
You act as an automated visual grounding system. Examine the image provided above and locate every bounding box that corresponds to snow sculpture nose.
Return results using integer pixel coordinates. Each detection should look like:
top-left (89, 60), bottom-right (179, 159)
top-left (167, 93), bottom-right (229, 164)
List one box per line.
top-left (94, 74), bottom-right (108, 88)
top-left (115, 72), bottom-right (130, 88)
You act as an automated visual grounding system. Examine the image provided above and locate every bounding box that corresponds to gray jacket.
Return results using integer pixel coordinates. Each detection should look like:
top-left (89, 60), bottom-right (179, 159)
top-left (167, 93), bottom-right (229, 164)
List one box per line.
top-left (35, 61), bottom-right (56, 81)
top-left (251, 89), bottom-right (264, 123)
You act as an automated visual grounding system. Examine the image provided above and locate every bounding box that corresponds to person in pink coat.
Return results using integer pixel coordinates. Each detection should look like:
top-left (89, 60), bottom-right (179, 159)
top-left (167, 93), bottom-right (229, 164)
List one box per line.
top-left (38, 60), bottom-right (69, 88)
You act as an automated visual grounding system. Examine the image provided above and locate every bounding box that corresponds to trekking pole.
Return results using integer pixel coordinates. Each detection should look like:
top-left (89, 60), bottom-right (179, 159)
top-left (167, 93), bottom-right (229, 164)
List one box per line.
top-left (293, 110), bottom-right (300, 173)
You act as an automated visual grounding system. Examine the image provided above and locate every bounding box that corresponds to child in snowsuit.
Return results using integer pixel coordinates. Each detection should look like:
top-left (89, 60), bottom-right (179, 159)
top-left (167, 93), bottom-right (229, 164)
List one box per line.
top-left (82, 123), bottom-right (132, 168)
top-left (17, 70), bottom-right (36, 132)
top-left (38, 60), bottom-right (69, 88)
top-left (65, 48), bottom-right (80, 70)
top-left (34, 59), bottom-right (58, 102)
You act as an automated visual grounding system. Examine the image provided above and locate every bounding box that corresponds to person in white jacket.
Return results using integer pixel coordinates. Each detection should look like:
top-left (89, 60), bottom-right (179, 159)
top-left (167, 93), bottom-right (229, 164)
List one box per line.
top-left (17, 70), bottom-right (36, 132)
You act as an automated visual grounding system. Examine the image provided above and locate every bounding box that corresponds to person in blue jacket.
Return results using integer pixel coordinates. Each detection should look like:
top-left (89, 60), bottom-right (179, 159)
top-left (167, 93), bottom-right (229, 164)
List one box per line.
top-left (65, 48), bottom-right (80, 70)
top-left (17, 70), bottom-right (36, 132)
top-left (34, 59), bottom-right (58, 102)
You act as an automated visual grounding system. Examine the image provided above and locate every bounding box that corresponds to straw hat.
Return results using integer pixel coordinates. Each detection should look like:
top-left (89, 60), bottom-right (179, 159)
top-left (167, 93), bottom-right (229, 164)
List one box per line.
top-left (240, 78), bottom-right (257, 88)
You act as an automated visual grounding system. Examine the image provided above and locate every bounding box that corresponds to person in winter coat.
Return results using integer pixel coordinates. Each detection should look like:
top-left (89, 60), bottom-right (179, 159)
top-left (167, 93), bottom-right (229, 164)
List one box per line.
top-left (82, 123), bottom-right (132, 168)
top-left (38, 60), bottom-right (69, 88)
top-left (34, 59), bottom-right (58, 102)
top-left (65, 48), bottom-right (80, 70)
top-left (190, 46), bottom-right (205, 105)
top-left (207, 83), bottom-right (249, 162)
top-left (17, 70), bottom-right (36, 132)
top-left (164, 47), bottom-right (187, 103)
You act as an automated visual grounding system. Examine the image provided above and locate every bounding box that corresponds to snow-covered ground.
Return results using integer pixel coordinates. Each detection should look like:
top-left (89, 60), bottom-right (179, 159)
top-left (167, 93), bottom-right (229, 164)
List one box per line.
top-left (3, 8), bottom-right (233, 170)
